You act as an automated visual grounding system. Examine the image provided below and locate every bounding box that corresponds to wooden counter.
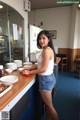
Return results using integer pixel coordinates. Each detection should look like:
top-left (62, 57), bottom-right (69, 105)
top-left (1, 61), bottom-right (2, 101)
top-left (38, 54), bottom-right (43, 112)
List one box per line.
top-left (0, 71), bottom-right (35, 111)
top-left (0, 57), bottom-right (60, 111)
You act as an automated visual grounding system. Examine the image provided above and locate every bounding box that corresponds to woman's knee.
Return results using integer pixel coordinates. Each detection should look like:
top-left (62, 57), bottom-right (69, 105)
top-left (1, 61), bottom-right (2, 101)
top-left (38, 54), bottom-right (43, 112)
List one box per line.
top-left (45, 101), bottom-right (53, 109)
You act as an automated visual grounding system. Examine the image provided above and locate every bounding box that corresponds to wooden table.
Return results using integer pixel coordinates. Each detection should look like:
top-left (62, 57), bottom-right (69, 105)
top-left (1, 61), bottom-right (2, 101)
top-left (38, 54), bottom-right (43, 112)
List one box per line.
top-left (55, 57), bottom-right (61, 64)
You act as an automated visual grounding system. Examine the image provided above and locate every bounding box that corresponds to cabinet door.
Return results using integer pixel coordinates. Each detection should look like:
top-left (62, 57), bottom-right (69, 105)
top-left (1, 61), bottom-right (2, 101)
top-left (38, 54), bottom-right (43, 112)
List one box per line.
top-left (20, 81), bottom-right (43, 120)
top-left (19, 85), bottom-right (36, 120)
top-left (10, 92), bottom-right (29, 120)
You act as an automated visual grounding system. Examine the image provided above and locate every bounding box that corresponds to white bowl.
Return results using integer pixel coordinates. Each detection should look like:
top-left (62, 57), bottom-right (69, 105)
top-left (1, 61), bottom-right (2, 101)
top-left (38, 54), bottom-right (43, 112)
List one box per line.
top-left (6, 62), bottom-right (17, 70)
top-left (14, 60), bottom-right (22, 68)
top-left (5, 69), bottom-right (13, 74)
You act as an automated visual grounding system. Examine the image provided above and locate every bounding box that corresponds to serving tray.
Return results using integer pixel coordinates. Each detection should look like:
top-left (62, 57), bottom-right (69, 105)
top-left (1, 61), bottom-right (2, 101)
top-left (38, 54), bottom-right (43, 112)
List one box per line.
top-left (0, 82), bottom-right (13, 98)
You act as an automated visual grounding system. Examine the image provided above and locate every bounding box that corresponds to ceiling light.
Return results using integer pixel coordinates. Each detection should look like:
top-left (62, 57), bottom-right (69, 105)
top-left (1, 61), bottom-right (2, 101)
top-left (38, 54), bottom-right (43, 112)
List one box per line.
top-left (0, 5), bottom-right (3, 9)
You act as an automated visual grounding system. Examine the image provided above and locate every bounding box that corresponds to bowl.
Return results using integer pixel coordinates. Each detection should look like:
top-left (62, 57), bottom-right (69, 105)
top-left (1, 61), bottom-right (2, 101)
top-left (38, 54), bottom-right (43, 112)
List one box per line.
top-left (5, 69), bottom-right (13, 74)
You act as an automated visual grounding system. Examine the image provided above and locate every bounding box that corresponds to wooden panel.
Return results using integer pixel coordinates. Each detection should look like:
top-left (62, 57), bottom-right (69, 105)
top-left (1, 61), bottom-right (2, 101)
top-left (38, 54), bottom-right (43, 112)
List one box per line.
top-left (68, 49), bottom-right (77, 71)
top-left (58, 48), bottom-right (69, 56)
top-left (77, 49), bottom-right (80, 58)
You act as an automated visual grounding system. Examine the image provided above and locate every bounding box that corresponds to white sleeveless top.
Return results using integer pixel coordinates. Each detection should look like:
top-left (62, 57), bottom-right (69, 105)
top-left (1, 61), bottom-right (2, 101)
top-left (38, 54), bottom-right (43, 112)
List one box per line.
top-left (37, 52), bottom-right (54, 75)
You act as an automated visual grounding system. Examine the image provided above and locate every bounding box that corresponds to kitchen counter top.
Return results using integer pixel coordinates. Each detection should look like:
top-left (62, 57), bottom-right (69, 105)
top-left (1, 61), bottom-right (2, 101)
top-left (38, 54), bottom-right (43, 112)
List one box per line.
top-left (0, 70), bottom-right (35, 111)
top-left (0, 57), bottom-right (61, 111)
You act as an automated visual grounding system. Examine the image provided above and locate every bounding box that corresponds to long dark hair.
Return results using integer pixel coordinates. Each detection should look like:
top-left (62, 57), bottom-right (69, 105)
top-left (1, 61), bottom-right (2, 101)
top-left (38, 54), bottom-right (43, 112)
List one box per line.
top-left (37, 30), bottom-right (56, 62)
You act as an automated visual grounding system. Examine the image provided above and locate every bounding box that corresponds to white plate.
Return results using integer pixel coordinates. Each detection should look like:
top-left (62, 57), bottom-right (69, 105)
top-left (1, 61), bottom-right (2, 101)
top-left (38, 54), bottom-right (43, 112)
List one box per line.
top-left (0, 75), bottom-right (18, 84)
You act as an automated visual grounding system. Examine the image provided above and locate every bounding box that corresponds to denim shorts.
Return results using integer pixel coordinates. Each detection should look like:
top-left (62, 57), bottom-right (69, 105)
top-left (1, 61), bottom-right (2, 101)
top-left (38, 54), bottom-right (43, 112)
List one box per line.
top-left (38, 74), bottom-right (56, 92)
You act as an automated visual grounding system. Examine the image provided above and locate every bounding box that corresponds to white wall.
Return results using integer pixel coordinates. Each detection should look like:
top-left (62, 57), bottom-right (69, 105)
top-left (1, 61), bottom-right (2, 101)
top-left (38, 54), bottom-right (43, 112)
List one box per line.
top-left (69, 5), bottom-right (76, 48)
top-left (77, 8), bottom-right (80, 48)
top-left (73, 7), bottom-right (80, 48)
top-left (1, 0), bottom-right (29, 58)
top-left (29, 6), bottom-right (80, 49)
top-left (29, 6), bottom-right (71, 48)
top-left (70, 5), bottom-right (80, 49)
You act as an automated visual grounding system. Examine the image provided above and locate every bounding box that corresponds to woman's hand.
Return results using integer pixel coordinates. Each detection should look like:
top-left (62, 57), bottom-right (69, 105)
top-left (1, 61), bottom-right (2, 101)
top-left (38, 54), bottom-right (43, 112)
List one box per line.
top-left (22, 69), bottom-right (30, 75)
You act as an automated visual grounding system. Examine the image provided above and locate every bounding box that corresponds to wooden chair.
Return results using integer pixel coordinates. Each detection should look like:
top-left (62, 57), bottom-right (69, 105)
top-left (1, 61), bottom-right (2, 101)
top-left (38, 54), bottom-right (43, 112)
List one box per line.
top-left (60, 57), bottom-right (68, 71)
top-left (75, 58), bottom-right (80, 79)
top-left (56, 54), bottom-right (68, 71)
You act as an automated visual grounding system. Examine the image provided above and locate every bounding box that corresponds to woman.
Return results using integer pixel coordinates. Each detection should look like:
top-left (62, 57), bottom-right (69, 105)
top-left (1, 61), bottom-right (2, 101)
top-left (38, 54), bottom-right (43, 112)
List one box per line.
top-left (23, 30), bottom-right (58, 120)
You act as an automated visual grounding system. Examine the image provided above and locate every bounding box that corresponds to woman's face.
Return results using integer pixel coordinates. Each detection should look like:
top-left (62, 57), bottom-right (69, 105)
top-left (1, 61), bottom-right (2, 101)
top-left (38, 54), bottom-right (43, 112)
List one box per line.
top-left (38, 34), bottom-right (49, 48)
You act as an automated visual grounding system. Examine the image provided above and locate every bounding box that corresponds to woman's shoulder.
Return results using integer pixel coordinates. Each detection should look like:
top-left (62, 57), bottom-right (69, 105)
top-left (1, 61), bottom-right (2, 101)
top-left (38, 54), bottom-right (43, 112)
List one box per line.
top-left (43, 47), bottom-right (53, 56)
top-left (43, 47), bottom-right (51, 53)
top-left (46, 47), bottom-right (53, 53)
top-left (46, 47), bottom-right (54, 58)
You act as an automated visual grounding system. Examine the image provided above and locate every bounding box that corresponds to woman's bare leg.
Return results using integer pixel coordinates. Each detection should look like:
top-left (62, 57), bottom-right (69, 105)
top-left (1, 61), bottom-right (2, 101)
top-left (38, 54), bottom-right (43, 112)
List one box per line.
top-left (40, 91), bottom-right (58, 120)
top-left (45, 89), bottom-right (56, 120)
top-left (45, 105), bottom-right (52, 120)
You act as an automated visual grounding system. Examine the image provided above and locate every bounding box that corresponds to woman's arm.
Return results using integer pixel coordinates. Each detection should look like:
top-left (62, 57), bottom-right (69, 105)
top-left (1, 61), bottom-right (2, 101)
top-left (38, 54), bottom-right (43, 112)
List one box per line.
top-left (25, 64), bottom-right (37, 70)
top-left (30, 64), bottom-right (37, 70)
top-left (22, 63), bottom-right (37, 75)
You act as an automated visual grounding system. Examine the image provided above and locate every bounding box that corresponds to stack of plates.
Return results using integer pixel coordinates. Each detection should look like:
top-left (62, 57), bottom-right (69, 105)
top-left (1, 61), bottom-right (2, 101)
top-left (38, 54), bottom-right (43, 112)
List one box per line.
top-left (14, 60), bottom-right (22, 68)
top-left (6, 62), bottom-right (17, 70)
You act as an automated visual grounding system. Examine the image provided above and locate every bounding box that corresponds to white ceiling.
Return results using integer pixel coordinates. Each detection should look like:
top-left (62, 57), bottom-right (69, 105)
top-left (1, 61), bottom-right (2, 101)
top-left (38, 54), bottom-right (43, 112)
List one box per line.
top-left (29, 0), bottom-right (73, 10)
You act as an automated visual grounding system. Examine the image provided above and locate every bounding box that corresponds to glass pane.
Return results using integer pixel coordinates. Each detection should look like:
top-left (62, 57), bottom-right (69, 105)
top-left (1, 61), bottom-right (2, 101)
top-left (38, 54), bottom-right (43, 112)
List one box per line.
top-left (7, 6), bottom-right (24, 61)
top-left (0, 2), bottom-right (8, 35)
top-left (0, 2), bottom-right (24, 65)
top-left (0, 2), bottom-right (8, 65)
top-left (8, 6), bottom-right (24, 47)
